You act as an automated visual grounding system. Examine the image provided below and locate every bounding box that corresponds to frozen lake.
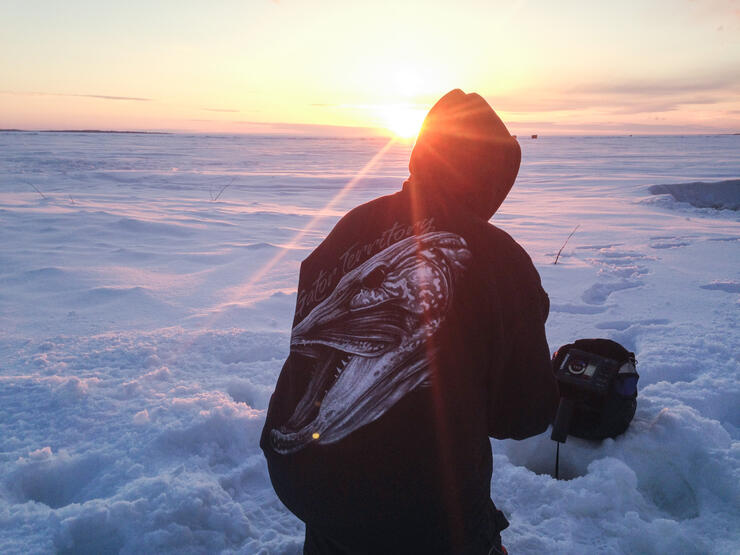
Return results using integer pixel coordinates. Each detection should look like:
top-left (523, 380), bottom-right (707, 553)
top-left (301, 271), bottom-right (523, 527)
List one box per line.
top-left (1, 132), bottom-right (739, 553)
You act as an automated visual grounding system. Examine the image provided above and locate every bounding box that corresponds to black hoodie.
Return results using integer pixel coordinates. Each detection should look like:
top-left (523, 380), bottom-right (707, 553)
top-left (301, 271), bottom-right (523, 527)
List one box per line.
top-left (261, 90), bottom-right (559, 554)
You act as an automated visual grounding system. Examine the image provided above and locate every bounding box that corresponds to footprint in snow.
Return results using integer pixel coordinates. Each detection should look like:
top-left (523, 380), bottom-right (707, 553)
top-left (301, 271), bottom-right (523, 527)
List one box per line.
top-left (649, 235), bottom-right (695, 249)
top-left (595, 318), bottom-right (670, 331)
top-left (581, 281), bottom-right (642, 304)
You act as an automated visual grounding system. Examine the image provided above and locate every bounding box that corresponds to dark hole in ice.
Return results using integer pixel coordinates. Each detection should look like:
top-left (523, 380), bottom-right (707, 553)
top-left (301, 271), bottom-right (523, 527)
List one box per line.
top-left (496, 437), bottom-right (590, 480)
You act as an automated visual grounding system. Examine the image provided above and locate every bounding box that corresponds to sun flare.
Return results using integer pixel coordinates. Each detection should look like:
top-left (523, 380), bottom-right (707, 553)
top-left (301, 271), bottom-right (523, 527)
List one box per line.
top-left (379, 105), bottom-right (426, 139)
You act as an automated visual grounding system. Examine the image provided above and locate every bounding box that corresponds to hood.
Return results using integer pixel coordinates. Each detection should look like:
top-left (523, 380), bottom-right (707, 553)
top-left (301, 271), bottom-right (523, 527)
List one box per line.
top-left (408, 89), bottom-right (521, 220)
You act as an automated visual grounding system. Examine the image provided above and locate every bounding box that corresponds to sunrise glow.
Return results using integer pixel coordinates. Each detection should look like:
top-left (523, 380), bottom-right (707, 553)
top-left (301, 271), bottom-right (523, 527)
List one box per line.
top-left (1, 1), bottom-right (738, 135)
top-left (380, 105), bottom-right (427, 139)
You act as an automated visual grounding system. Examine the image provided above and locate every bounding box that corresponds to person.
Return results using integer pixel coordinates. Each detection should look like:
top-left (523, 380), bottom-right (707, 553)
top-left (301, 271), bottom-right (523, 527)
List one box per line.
top-left (260, 89), bottom-right (559, 554)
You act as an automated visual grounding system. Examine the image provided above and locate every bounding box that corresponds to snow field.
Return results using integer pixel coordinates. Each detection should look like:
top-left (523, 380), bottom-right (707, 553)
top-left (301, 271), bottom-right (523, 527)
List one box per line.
top-left (0, 132), bottom-right (738, 553)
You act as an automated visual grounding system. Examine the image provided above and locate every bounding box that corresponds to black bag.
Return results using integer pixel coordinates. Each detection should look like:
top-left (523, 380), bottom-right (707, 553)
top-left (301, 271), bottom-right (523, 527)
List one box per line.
top-left (552, 338), bottom-right (639, 440)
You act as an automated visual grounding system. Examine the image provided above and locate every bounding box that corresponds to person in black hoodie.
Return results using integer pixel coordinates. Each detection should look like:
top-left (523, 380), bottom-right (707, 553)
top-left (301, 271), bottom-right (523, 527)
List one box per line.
top-left (260, 89), bottom-right (559, 554)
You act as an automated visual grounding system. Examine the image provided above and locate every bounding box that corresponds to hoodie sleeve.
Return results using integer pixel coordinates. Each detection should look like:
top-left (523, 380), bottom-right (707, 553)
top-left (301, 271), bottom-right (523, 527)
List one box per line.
top-left (486, 240), bottom-right (559, 440)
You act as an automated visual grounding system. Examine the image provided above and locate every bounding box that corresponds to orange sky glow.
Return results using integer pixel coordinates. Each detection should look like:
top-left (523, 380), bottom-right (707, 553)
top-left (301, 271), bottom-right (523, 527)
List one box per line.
top-left (1, 1), bottom-right (739, 136)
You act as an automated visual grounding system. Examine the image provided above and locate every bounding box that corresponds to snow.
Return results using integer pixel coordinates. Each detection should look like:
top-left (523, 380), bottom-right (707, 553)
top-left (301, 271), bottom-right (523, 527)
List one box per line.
top-left (649, 179), bottom-right (740, 211)
top-left (1, 132), bottom-right (739, 554)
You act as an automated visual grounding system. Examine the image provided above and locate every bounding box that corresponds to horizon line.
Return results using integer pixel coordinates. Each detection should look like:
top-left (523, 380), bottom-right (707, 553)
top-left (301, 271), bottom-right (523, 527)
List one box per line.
top-left (2, 128), bottom-right (739, 138)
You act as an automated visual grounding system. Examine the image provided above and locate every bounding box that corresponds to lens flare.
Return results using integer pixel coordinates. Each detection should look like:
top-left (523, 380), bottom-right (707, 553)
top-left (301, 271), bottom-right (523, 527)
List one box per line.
top-left (379, 105), bottom-right (426, 139)
top-left (202, 137), bottom-right (397, 321)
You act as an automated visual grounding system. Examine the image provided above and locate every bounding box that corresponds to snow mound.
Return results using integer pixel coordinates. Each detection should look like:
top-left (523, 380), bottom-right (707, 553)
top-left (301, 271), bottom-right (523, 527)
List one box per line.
top-left (648, 179), bottom-right (740, 210)
top-left (700, 280), bottom-right (740, 293)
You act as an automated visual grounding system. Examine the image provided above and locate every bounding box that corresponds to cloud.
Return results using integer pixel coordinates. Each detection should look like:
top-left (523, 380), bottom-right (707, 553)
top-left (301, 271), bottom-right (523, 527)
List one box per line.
top-left (309, 102), bottom-right (428, 110)
top-left (490, 71), bottom-right (740, 117)
top-left (577, 75), bottom-right (740, 115)
top-left (230, 120), bottom-right (385, 137)
top-left (80, 94), bottom-right (151, 101)
top-left (506, 118), bottom-right (735, 135)
top-left (602, 95), bottom-right (728, 115)
top-left (203, 108), bottom-right (239, 113)
top-left (0, 90), bottom-right (152, 101)
top-left (575, 73), bottom-right (740, 97)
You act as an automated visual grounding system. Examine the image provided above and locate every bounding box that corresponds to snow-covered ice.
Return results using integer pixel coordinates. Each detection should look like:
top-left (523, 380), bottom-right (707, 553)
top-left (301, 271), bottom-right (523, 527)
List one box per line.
top-left (1, 132), bottom-right (738, 554)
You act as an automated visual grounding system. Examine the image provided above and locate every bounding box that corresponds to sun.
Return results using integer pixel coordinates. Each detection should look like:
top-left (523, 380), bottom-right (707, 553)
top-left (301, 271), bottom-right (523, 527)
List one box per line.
top-left (379, 104), bottom-right (426, 139)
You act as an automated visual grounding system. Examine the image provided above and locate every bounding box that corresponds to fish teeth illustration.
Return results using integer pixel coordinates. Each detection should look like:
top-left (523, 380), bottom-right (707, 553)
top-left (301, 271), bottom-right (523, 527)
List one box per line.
top-left (271, 231), bottom-right (471, 454)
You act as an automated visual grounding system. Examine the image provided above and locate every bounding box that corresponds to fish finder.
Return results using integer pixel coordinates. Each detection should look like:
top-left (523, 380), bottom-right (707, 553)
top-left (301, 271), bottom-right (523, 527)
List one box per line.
top-left (554, 348), bottom-right (620, 395)
top-left (549, 339), bottom-right (639, 478)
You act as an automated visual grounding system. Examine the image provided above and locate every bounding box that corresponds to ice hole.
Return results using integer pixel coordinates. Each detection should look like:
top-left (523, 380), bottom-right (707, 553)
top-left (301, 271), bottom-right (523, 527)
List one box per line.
top-left (496, 435), bottom-right (597, 480)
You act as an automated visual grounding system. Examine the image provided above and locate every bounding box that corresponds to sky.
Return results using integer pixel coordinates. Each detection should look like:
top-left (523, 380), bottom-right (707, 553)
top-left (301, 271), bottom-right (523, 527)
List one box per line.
top-left (1, 0), bottom-right (739, 136)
